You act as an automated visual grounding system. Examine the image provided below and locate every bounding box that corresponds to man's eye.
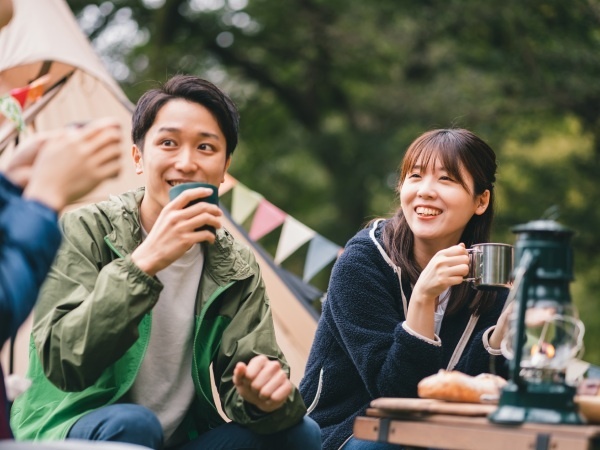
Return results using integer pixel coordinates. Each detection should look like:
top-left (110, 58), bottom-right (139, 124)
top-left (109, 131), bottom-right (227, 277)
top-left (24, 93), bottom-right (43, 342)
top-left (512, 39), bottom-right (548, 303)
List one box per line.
top-left (162, 139), bottom-right (175, 146)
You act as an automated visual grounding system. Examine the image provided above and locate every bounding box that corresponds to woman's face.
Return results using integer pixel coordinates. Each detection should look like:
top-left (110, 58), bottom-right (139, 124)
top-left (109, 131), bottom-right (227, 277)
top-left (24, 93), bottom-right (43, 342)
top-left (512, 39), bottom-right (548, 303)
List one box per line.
top-left (400, 155), bottom-right (490, 250)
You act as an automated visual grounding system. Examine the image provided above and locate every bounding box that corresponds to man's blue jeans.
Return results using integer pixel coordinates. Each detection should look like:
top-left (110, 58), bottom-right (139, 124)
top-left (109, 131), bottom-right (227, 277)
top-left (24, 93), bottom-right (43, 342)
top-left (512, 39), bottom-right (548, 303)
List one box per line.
top-left (67, 404), bottom-right (322, 450)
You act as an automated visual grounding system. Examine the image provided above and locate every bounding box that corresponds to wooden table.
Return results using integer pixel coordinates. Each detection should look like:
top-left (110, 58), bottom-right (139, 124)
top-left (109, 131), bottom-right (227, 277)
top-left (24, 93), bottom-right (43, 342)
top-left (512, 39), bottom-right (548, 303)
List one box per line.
top-left (353, 399), bottom-right (600, 450)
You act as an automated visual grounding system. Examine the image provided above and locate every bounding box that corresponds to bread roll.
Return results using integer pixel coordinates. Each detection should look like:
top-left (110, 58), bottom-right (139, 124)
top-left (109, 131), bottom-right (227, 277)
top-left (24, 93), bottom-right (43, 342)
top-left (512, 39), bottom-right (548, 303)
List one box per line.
top-left (418, 370), bottom-right (507, 403)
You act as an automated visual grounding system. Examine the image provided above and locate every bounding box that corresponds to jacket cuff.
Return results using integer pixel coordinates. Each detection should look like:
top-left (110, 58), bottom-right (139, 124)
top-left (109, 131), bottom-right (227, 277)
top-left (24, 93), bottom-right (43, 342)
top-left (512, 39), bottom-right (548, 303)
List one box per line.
top-left (401, 322), bottom-right (442, 347)
top-left (482, 326), bottom-right (503, 355)
top-left (124, 255), bottom-right (163, 290)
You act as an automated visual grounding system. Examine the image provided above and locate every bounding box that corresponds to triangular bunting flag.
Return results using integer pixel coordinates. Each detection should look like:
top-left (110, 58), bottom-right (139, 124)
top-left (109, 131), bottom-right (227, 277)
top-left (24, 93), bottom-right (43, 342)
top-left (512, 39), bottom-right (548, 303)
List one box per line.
top-left (303, 235), bottom-right (342, 282)
top-left (0, 94), bottom-right (25, 131)
top-left (248, 199), bottom-right (287, 241)
top-left (231, 182), bottom-right (263, 225)
top-left (274, 216), bottom-right (316, 265)
top-left (9, 86), bottom-right (29, 108)
top-left (26, 74), bottom-right (51, 103)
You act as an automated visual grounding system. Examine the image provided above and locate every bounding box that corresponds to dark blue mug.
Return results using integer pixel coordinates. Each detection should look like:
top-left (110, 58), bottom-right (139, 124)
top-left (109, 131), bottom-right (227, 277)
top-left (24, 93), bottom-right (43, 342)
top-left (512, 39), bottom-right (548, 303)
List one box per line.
top-left (168, 182), bottom-right (219, 234)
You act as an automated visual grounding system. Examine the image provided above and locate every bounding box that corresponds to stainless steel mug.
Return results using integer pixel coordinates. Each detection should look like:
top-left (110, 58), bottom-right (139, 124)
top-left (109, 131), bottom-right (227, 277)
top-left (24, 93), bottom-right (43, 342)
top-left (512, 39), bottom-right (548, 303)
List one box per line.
top-left (464, 243), bottom-right (514, 290)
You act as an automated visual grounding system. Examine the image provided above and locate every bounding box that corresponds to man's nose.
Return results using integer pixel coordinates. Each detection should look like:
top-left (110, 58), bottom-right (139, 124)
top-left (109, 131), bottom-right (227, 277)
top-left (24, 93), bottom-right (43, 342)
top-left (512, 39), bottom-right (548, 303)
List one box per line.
top-left (174, 148), bottom-right (197, 171)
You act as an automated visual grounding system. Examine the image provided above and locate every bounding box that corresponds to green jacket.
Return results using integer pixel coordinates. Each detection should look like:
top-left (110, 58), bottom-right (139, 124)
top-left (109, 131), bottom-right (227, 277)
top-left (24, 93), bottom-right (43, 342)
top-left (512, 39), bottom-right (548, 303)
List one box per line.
top-left (11, 188), bottom-right (306, 441)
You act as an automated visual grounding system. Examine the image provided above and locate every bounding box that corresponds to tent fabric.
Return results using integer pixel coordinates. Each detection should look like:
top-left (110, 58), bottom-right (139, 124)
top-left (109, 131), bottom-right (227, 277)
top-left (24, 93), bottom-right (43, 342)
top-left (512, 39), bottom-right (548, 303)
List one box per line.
top-left (0, 0), bottom-right (130, 107)
top-left (0, 0), bottom-right (317, 387)
top-left (0, 0), bottom-right (139, 206)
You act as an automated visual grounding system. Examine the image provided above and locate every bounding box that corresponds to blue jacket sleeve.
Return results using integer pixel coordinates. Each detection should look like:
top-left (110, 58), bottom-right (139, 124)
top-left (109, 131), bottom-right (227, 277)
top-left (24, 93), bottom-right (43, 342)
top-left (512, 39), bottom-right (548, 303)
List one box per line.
top-left (0, 174), bottom-right (62, 345)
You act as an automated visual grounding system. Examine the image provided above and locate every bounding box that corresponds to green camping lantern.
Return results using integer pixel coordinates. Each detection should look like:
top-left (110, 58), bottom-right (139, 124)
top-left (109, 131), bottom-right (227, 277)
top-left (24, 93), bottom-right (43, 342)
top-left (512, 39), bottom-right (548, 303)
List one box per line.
top-left (489, 220), bottom-right (586, 425)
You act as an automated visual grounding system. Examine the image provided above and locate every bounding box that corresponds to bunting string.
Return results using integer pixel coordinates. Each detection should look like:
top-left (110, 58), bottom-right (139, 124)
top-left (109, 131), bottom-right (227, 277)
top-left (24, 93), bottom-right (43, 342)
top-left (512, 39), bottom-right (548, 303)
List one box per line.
top-left (221, 175), bottom-right (343, 283)
top-left (0, 75), bottom-right (51, 132)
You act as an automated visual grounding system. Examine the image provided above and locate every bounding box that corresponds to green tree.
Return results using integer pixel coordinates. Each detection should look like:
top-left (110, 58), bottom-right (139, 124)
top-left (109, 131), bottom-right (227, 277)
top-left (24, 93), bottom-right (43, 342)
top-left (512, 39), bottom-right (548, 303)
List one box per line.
top-left (67, 0), bottom-right (600, 362)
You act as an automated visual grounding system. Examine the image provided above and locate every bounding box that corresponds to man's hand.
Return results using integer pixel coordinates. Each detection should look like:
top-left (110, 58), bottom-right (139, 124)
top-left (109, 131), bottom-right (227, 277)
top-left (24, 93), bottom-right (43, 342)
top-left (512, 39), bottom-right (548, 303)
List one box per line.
top-left (131, 186), bottom-right (223, 276)
top-left (233, 355), bottom-right (292, 414)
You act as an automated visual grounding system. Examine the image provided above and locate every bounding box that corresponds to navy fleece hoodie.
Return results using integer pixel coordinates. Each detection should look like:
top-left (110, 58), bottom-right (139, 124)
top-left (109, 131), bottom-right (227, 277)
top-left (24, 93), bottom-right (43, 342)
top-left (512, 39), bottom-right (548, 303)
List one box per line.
top-left (299, 220), bottom-right (508, 450)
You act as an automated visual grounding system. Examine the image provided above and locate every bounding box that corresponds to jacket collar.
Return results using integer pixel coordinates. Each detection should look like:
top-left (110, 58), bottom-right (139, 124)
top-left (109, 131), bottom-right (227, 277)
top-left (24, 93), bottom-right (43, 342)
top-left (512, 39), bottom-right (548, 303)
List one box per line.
top-left (101, 188), bottom-right (254, 285)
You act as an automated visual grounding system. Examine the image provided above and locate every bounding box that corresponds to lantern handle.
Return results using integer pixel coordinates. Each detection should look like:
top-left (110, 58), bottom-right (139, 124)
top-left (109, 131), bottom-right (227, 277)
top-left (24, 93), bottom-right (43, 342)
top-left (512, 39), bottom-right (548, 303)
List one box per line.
top-left (500, 251), bottom-right (536, 360)
top-left (501, 250), bottom-right (534, 314)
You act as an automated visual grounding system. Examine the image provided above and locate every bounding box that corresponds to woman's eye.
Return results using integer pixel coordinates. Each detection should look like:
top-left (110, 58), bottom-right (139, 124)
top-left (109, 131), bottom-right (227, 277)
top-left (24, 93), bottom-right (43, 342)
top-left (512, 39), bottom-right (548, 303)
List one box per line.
top-left (440, 175), bottom-right (454, 181)
top-left (408, 173), bottom-right (421, 179)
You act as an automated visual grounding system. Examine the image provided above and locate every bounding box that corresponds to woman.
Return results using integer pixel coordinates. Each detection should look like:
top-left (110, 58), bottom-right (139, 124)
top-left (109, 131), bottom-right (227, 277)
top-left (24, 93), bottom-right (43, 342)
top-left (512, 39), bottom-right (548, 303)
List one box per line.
top-left (300, 129), bottom-right (511, 450)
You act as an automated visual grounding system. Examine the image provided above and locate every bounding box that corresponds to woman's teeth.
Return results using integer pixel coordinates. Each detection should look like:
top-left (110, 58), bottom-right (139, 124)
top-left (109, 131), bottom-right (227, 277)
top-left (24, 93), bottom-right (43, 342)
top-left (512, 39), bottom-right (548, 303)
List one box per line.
top-left (416, 207), bottom-right (441, 216)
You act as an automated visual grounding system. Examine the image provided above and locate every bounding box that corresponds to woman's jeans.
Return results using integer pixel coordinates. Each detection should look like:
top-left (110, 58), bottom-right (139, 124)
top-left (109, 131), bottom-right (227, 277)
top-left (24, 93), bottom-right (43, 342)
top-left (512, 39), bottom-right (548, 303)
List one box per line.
top-left (67, 404), bottom-right (322, 450)
top-left (342, 436), bottom-right (404, 449)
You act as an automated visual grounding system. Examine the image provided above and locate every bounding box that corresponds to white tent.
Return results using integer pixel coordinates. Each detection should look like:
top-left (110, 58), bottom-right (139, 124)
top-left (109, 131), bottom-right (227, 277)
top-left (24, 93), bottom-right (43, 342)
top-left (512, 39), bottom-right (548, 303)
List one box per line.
top-left (0, 0), bottom-right (317, 387)
top-left (0, 0), bottom-right (138, 204)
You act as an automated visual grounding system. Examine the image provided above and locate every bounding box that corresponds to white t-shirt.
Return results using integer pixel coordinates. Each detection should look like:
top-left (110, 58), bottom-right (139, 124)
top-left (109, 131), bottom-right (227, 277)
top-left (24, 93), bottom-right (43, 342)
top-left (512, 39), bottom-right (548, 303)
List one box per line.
top-left (129, 235), bottom-right (203, 446)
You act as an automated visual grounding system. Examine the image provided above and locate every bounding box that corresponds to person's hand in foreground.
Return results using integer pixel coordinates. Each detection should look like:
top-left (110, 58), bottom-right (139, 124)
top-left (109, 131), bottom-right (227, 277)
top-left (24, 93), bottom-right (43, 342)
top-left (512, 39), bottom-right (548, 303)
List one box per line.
top-left (233, 355), bottom-right (293, 413)
top-left (4, 132), bottom-right (49, 189)
top-left (21, 118), bottom-right (122, 212)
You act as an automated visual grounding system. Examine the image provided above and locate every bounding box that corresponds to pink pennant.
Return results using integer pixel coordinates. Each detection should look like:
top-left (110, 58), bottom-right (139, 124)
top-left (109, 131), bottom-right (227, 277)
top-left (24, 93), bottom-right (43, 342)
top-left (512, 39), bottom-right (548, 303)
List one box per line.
top-left (249, 199), bottom-right (287, 241)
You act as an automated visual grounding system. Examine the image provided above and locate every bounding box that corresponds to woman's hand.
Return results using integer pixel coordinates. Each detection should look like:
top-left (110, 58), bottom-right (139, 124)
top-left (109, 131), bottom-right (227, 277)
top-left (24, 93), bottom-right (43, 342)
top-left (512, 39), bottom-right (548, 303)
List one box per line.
top-left (412, 243), bottom-right (470, 302)
top-left (406, 244), bottom-right (470, 339)
top-left (488, 302), bottom-right (514, 350)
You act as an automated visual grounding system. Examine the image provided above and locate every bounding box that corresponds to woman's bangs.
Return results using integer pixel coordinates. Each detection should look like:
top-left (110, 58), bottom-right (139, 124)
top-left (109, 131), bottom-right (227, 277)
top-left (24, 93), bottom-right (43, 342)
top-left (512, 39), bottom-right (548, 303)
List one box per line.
top-left (402, 137), bottom-right (467, 189)
top-left (437, 144), bottom-right (467, 188)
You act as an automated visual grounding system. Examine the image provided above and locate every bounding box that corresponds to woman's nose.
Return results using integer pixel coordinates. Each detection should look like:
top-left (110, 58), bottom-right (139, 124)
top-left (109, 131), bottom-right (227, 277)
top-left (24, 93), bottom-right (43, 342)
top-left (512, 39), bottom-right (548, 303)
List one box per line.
top-left (417, 178), bottom-right (437, 198)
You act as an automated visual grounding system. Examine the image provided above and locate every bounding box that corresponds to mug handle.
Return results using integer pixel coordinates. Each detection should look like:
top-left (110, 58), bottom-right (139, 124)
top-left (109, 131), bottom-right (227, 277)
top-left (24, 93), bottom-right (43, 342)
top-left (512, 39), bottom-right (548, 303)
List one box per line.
top-left (463, 247), bottom-right (483, 283)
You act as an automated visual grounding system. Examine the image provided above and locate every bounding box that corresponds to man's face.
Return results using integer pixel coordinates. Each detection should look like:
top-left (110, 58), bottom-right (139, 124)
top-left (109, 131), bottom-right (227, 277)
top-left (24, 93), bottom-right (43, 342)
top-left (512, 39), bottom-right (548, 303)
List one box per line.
top-left (132, 98), bottom-right (231, 223)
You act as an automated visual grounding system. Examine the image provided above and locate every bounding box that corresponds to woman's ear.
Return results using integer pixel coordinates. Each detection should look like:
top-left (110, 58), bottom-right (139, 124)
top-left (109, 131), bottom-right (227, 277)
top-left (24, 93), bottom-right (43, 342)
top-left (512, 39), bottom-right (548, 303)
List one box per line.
top-left (475, 189), bottom-right (491, 215)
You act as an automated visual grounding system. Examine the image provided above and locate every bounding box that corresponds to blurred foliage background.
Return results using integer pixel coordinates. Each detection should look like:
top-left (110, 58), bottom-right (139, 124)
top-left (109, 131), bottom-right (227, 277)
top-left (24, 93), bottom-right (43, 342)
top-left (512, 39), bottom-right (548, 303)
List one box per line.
top-left (66, 0), bottom-right (600, 363)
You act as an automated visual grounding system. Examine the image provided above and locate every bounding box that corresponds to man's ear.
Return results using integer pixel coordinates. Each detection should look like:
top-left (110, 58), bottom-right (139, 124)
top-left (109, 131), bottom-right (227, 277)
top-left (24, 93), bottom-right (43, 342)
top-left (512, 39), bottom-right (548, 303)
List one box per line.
top-left (221, 156), bottom-right (232, 183)
top-left (132, 145), bottom-right (143, 174)
top-left (475, 189), bottom-right (490, 215)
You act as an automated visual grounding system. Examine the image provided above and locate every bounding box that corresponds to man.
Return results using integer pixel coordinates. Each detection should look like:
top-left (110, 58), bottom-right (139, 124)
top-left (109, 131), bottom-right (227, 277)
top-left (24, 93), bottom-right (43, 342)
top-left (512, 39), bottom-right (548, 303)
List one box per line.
top-left (11, 75), bottom-right (321, 450)
top-left (1, 120), bottom-right (123, 440)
